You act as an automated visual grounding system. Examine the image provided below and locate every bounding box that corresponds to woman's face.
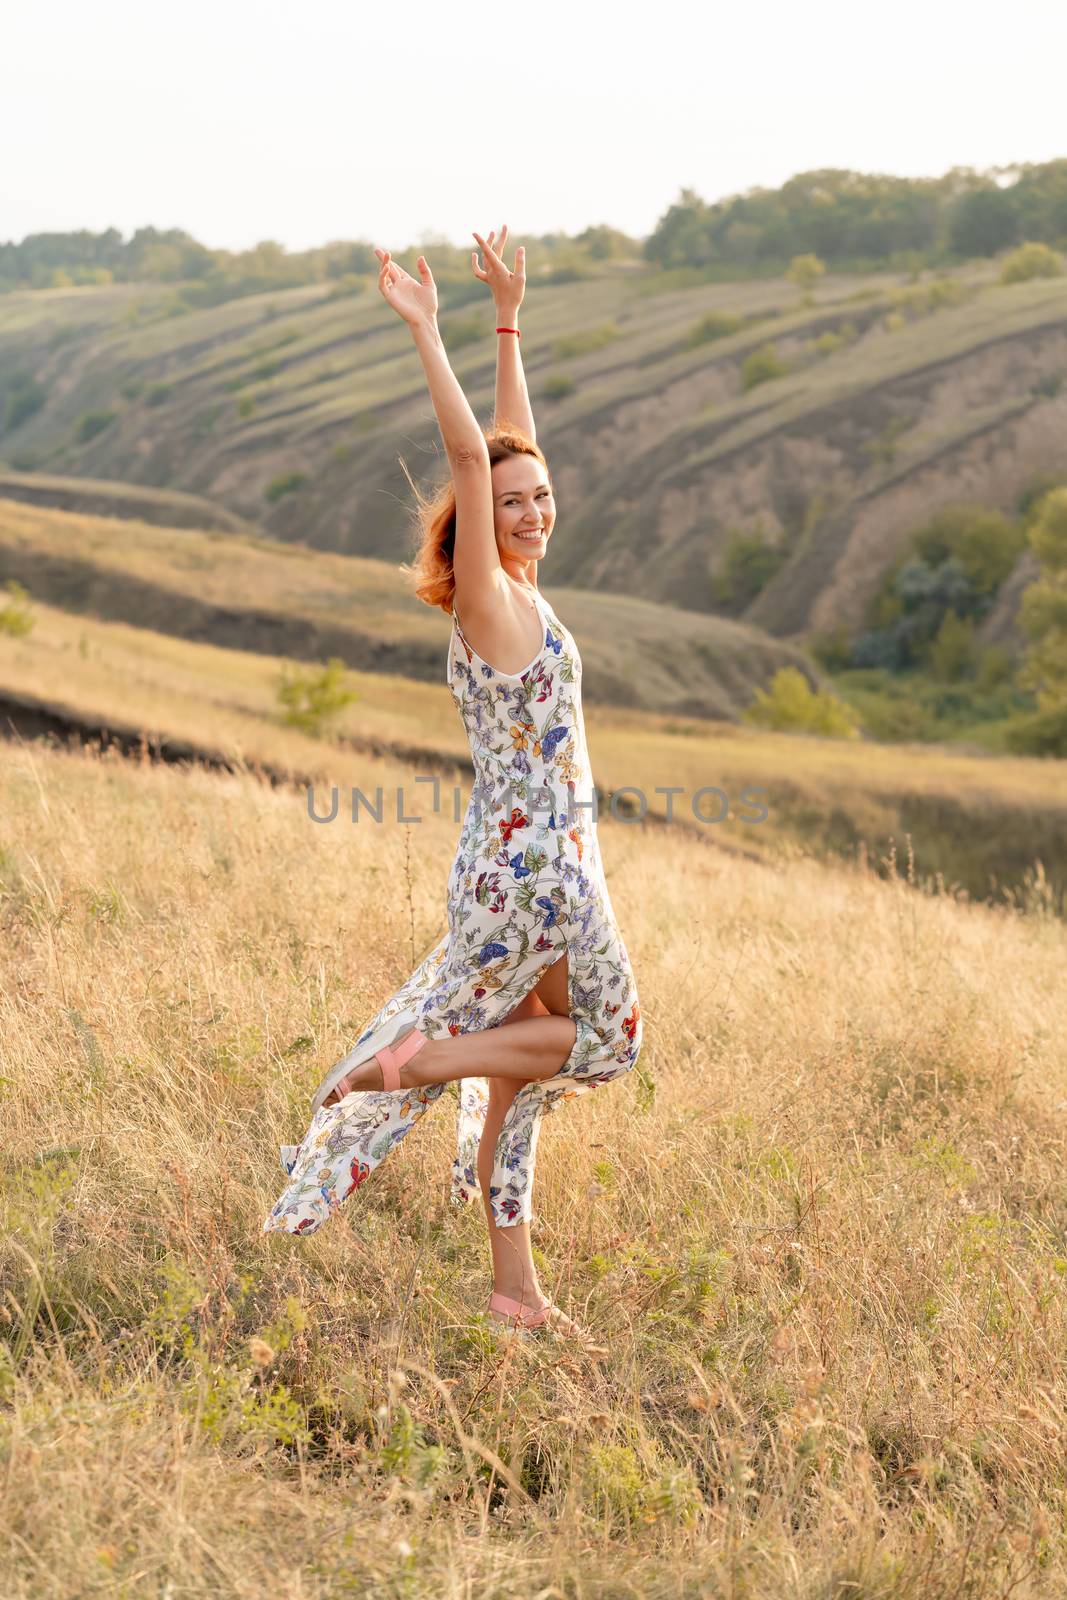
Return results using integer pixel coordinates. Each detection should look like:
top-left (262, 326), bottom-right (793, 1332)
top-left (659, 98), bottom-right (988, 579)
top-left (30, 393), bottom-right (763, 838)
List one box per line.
top-left (491, 455), bottom-right (555, 566)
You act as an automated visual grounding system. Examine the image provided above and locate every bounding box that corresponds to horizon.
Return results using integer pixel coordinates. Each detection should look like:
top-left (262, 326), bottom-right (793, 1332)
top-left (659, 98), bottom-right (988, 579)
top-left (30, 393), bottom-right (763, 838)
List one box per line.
top-left (2, 154), bottom-right (1063, 262)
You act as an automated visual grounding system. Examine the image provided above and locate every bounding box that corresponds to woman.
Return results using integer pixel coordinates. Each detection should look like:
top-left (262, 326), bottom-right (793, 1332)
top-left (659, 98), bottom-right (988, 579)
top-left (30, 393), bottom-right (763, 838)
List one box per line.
top-left (263, 226), bottom-right (643, 1345)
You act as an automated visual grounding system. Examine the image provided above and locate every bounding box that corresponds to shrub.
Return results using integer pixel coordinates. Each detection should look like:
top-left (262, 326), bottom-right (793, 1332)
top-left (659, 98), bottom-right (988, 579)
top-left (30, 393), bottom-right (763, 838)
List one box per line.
top-left (237, 394), bottom-right (256, 419)
top-left (552, 323), bottom-right (619, 359)
top-left (146, 382), bottom-right (173, 406)
top-left (4, 376), bottom-right (46, 432)
top-left (742, 665), bottom-right (862, 738)
top-left (741, 342), bottom-right (789, 391)
top-left (76, 410), bottom-right (116, 442)
top-left (808, 623), bottom-right (853, 671)
top-left (1015, 487), bottom-right (1067, 748)
top-left (276, 657), bottom-right (357, 737)
top-left (787, 253), bottom-right (826, 298)
top-left (0, 580), bottom-right (35, 637)
top-left (928, 610), bottom-right (977, 682)
top-left (976, 644), bottom-right (1014, 691)
top-left (1002, 701), bottom-right (1067, 757)
top-left (884, 312), bottom-right (906, 333)
top-left (1000, 242), bottom-right (1062, 284)
top-left (710, 526), bottom-right (787, 606)
top-left (685, 311), bottom-right (743, 347)
top-left (813, 330), bottom-right (844, 358)
top-left (543, 373), bottom-right (575, 400)
top-left (265, 471), bottom-right (308, 504)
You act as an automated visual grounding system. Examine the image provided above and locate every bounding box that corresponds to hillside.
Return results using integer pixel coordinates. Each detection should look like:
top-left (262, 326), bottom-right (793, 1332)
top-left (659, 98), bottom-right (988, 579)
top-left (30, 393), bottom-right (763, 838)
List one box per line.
top-left (4, 728), bottom-right (1067, 1594)
top-left (2, 261), bottom-right (1062, 654)
top-left (0, 499), bottom-right (816, 721)
top-left (1, 584), bottom-right (1064, 914)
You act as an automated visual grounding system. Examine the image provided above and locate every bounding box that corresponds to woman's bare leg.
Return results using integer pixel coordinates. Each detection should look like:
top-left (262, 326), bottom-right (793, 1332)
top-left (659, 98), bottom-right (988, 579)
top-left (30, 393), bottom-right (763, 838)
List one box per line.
top-left (322, 1004), bottom-right (577, 1104)
top-left (473, 990), bottom-right (546, 1310)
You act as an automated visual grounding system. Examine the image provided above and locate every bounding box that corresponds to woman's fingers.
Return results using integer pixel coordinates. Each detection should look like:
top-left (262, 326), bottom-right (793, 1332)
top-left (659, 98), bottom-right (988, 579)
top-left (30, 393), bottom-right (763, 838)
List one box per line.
top-left (472, 230), bottom-right (501, 265)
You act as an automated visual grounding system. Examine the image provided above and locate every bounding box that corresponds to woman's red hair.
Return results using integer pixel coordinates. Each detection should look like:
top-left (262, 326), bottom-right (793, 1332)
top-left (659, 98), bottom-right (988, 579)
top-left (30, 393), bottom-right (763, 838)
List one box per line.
top-left (397, 424), bottom-right (552, 614)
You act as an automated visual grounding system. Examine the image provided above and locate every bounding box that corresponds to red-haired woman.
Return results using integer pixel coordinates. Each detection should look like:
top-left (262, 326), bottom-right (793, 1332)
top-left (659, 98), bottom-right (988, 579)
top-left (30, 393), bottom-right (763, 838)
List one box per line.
top-left (264, 227), bottom-right (643, 1346)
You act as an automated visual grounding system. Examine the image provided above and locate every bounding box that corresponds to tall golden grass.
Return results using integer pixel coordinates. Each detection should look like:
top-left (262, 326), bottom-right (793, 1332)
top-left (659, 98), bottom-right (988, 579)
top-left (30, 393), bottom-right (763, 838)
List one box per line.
top-left (2, 736), bottom-right (1065, 1596)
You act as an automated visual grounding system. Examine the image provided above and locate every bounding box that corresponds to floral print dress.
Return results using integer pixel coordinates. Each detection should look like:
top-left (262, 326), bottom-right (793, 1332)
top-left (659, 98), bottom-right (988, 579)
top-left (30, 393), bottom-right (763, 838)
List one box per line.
top-left (263, 587), bottom-right (643, 1236)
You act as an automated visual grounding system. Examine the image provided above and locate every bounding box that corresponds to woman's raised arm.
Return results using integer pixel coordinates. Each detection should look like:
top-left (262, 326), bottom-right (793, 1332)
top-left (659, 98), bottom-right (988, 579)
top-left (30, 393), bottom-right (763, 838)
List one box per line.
top-left (377, 248), bottom-right (487, 466)
top-left (376, 247), bottom-right (500, 597)
top-left (471, 225), bottom-right (535, 442)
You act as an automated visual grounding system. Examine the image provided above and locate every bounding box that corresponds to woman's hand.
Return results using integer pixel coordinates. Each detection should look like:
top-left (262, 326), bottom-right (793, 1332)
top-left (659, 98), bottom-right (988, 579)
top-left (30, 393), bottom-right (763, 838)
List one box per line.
top-left (375, 247), bottom-right (438, 328)
top-left (471, 224), bottom-right (526, 317)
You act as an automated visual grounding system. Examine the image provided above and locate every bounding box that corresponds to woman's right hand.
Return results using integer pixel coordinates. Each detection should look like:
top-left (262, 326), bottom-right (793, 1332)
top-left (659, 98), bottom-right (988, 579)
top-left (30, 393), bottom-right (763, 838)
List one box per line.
top-left (375, 247), bottom-right (438, 328)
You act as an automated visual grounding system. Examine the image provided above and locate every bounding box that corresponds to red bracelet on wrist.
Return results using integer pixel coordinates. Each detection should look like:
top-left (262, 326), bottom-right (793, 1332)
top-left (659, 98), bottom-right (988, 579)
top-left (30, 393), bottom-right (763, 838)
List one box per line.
top-left (496, 326), bottom-right (521, 338)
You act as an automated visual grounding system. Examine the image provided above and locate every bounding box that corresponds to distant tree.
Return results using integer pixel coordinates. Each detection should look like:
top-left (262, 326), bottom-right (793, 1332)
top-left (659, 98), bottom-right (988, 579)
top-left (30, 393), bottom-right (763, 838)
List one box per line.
top-left (786, 253), bottom-right (826, 304)
top-left (929, 610), bottom-right (977, 681)
top-left (911, 504), bottom-right (1024, 597)
top-left (575, 224), bottom-right (636, 260)
top-left (949, 186), bottom-right (1020, 256)
top-left (1016, 488), bottom-right (1067, 714)
top-left (1000, 241), bottom-right (1063, 283)
top-left (543, 373), bottom-right (575, 400)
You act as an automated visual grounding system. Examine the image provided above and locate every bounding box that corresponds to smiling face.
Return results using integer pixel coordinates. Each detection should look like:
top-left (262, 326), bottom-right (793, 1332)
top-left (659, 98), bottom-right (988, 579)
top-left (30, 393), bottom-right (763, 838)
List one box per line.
top-left (491, 453), bottom-right (555, 573)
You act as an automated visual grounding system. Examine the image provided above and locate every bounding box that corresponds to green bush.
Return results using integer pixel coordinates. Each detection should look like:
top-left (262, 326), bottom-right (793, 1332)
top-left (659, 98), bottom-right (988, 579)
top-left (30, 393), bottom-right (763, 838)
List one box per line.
top-left (710, 526), bottom-right (787, 606)
top-left (543, 373), bottom-right (575, 400)
top-left (276, 658), bottom-right (357, 737)
top-left (741, 342), bottom-right (789, 391)
top-left (808, 623), bottom-right (853, 671)
top-left (1014, 486), bottom-right (1067, 752)
top-left (742, 665), bottom-right (862, 737)
top-left (1000, 241), bottom-right (1062, 284)
top-left (928, 610), bottom-right (977, 682)
top-left (976, 644), bottom-right (1014, 691)
top-left (1003, 701), bottom-right (1067, 756)
top-left (685, 311), bottom-right (743, 347)
top-left (4, 376), bottom-right (46, 432)
top-left (813, 330), bottom-right (845, 358)
top-left (146, 382), bottom-right (173, 406)
top-left (0, 580), bottom-right (35, 637)
top-left (787, 253), bottom-right (826, 299)
top-left (76, 410), bottom-right (117, 442)
top-left (552, 323), bottom-right (619, 359)
top-left (237, 394), bottom-right (256, 419)
top-left (265, 471), bottom-right (309, 504)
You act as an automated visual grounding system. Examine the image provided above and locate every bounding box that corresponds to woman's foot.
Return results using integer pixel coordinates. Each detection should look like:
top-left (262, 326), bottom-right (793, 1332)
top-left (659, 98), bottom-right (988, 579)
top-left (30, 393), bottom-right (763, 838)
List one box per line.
top-left (488, 1290), bottom-right (586, 1340)
top-left (320, 1027), bottom-right (429, 1109)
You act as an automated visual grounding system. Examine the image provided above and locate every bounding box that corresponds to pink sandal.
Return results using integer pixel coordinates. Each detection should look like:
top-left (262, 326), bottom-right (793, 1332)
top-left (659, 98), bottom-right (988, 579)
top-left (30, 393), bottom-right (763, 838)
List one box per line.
top-left (488, 1291), bottom-right (552, 1332)
top-left (487, 1291), bottom-right (608, 1353)
top-left (310, 1026), bottom-right (428, 1116)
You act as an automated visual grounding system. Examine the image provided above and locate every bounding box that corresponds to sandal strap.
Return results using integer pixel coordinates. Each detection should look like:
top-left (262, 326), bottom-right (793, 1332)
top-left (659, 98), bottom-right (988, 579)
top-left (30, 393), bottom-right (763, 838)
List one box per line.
top-left (375, 1027), bottom-right (427, 1090)
top-left (489, 1291), bottom-right (550, 1327)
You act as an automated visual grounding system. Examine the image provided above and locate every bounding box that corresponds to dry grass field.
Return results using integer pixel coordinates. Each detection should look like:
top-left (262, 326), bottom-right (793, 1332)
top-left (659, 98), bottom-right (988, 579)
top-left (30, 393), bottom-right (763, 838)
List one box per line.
top-left (2, 724), bottom-right (1066, 1596)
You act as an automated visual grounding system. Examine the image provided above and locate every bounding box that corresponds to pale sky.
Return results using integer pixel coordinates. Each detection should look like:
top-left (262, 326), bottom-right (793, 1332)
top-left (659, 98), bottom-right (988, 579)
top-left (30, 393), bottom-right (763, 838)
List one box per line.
top-left (4, 0), bottom-right (1066, 256)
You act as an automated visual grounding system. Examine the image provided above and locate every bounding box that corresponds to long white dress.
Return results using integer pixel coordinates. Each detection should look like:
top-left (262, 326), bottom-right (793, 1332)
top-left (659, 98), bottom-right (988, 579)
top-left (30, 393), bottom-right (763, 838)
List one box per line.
top-left (262, 588), bottom-right (643, 1236)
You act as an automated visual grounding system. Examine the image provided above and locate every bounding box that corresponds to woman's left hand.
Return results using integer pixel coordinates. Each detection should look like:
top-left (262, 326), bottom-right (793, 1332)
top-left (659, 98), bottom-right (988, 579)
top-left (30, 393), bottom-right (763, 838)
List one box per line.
top-left (471, 225), bottom-right (526, 316)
